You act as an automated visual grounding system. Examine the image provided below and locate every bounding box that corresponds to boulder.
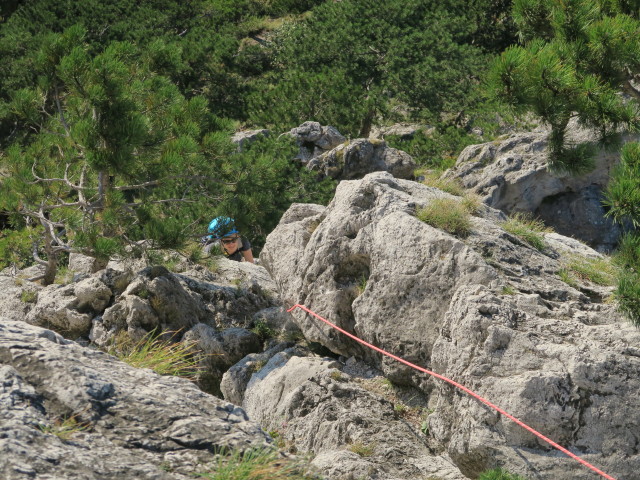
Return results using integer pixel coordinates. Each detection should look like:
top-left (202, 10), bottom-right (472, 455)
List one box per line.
top-left (288, 121), bottom-right (346, 162)
top-left (444, 121), bottom-right (639, 251)
top-left (231, 129), bottom-right (269, 151)
top-left (262, 172), bottom-right (498, 379)
top-left (68, 253), bottom-right (108, 275)
top-left (242, 354), bottom-right (466, 480)
top-left (0, 318), bottom-right (269, 480)
top-left (26, 276), bottom-right (113, 339)
top-left (261, 171), bottom-right (640, 478)
top-left (183, 323), bottom-right (262, 395)
top-left (308, 138), bottom-right (416, 180)
top-left (220, 342), bottom-right (301, 405)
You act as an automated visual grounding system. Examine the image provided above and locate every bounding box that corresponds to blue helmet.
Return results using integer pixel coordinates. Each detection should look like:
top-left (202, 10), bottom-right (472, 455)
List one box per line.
top-left (208, 216), bottom-right (238, 239)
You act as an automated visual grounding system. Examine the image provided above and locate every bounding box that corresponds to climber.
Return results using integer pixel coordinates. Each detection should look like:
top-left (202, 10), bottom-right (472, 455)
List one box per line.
top-left (203, 216), bottom-right (254, 263)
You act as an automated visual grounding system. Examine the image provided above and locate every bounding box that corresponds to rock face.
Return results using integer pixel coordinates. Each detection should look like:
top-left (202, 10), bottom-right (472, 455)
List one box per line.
top-left (444, 122), bottom-right (637, 251)
top-left (288, 121), bottom-right (416, 180)
top-left (288, 121), bottom-right (347, 163)
top-left (241, 353), bottom-right (466, 480)
top-left (262, 172), bottom-right (499, 378)
top-left (5, 257), bottom-right (280, 396)
top-left (0, 318), bottom-right (269, 480)
top-left (262, 171), bottom-right (640, 479)
top-left (308, 138), bottom-right (416, 181)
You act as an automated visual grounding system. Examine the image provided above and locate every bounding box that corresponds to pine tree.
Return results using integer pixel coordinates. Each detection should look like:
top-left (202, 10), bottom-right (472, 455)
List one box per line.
top-left (488, 0), bottom-right (640, 172)
top-left (0, 26), bottom-right (234, 284)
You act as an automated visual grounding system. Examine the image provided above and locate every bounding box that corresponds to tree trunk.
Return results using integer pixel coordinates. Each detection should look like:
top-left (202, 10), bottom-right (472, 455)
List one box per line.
top-left (42, 233), bottom-right (58, 286)
top-left (359, 109), bottom-right (375, 138)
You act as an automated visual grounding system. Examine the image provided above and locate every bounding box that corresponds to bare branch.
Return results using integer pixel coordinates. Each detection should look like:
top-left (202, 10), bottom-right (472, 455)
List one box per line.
top-left (30, 162), bottom-right (88, 191)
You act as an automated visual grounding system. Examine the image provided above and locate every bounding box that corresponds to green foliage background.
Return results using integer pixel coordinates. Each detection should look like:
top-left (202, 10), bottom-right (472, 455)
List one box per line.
top-left (0, 0), bottom-right (639, 323)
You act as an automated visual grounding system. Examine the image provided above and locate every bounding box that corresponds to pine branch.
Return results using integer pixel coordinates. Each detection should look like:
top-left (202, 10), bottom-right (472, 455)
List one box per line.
top-left (30, 163), bottom-right (88, 191)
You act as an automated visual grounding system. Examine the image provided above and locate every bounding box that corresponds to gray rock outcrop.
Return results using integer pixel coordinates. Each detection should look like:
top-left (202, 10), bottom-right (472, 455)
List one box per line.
top-left (444, 121), bottom-right (638, 251)
top-left (0, 318), bottom-right (269, 480)
top-left (288, 121), bottom-right (346, 163)
top-left (261, 171), bottom-right (640, 479)
top-left (242, 354), bottom-right (466, 480)
top-left (288, 121), bottom-right (416, 180)
top-left (308, 138), bottom-right (416, 180)
top-left (231, 129), bottom-right (269, 151)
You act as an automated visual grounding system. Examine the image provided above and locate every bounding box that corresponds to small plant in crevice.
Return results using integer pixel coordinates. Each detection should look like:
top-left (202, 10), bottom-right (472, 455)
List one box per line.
top-left (107, 329), bottom-right (201, 380)
top-left (38, 414), bottom-right (90, 441)
top-left (501, 213), bottom-right (551, 252)
top-left (251, 319), bottom-right (275, 341)
top-left (347, 441), bottom-right (376, 457)
top-left (355, 274), bottom-right (368, 296)
top-left (478, 467), bottom-right (528, 480)
top-left (417, 197), bottom-right (472, 238)
top-left (199, 447), bottom-right (319, 480)
top-left (501, 285), bottom-right (516, 295)
top-left (20, 289), bottom-right (38, 303)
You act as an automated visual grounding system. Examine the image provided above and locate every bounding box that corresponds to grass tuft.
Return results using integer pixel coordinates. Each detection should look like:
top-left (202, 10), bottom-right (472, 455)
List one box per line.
top-left (478, 468), bottom-right (528, 480)
top-left (199, 447), bottom-right (319, 480)
top-left (20, 289), bottom-right (38, 303)
top-left (347, 441), bottom-right (376, 457)
top-left (564, 255), bottom-right (617, 286)
top-left (502, 213), bottom-right (551, 251)
top-left (39, 415), bottom-right (89, 441)
top-left (420, 171), bottom-right (465, 196)
top-left (108, 330), bottom-right (201, 380)
top-left (417, 197), bottom-right (472, 237)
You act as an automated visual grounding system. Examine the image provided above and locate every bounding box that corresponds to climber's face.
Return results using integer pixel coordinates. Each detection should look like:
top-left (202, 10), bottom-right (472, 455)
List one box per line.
top-left (220, 235), bottom-right (240, 252)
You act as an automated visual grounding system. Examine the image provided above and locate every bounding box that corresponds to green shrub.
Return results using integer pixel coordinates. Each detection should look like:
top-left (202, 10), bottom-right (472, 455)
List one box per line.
top-left (20, 290), bottom-right (37, 303)
top-left (615, 271), bottom-right (640, 327)
top-left (0, 227), bottom-right (34, 271)
top-left (478, 468), bottom-right (528, 480)
top-left (614, 233), bottom-right (640, 270)
top-left (251, 319), bottom-right (275, 342)
top-left (610, 233), bottom-right (640, 326)
top-left (199, 447), bottom-right (318, 480)
top-left (502, 213), bottom-right (551, 252)
top-left (417, 197), bottom-right (472, 237)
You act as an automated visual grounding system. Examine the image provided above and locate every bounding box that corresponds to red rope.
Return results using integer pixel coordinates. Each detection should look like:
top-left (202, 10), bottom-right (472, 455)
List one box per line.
top-left (287, 303), bottom-right (617, 480)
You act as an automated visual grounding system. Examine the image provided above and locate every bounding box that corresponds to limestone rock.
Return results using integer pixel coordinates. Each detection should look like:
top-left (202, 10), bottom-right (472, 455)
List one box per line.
top-left (0, 318), bottom-right (269, 480)
top-left (183, 323), bottom-right (262, 395)
top-left (242, 354), bottom-right (466, 480)
top-left (288, 121), bottom-right (346, 162)
top-left (220, 342), bottom-right (301, 405)
top-left (231, 129), bottom-right (269, 151)
top-left (308, 138), bottom-right (416, 180)
top-left (25, 276), bottom-right (113, 339)
top-left (68, 253), bottom-right (108, 275)
top-left (444, 121), bottom-right (639, 251)
top-left (429, 284), bottom-right (640, 478)
top-left (262, 171), bottom-right (640, 478)
top-left (262, 172), bottom-right (498, 380)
